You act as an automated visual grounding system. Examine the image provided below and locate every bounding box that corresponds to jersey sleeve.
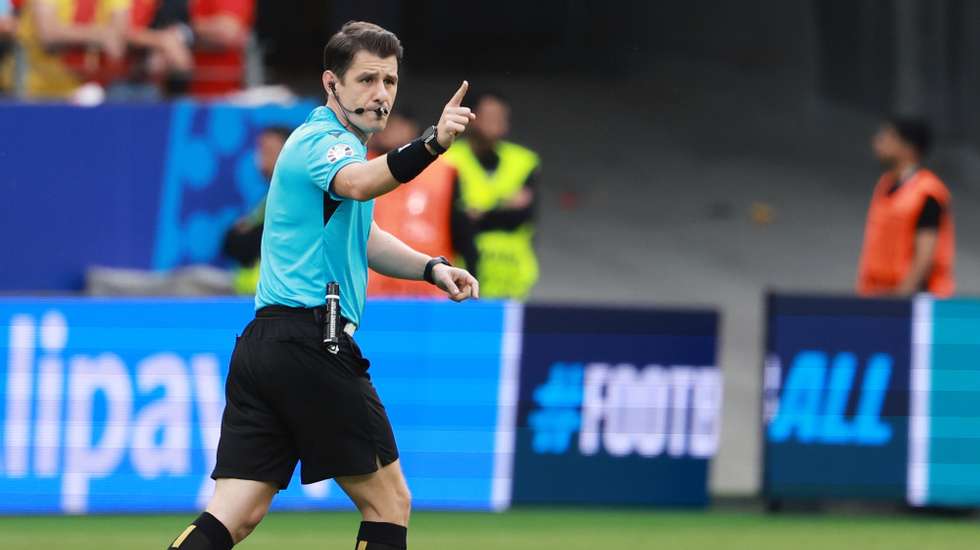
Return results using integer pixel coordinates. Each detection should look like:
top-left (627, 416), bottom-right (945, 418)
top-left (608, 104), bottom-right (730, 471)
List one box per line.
top-left (306, 132), bottom-right (366, 201)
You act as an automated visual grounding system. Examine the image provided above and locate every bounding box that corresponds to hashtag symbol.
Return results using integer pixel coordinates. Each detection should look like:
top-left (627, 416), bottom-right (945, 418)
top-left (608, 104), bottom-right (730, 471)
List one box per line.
top-left (528, 363), bottom-right (585, 454)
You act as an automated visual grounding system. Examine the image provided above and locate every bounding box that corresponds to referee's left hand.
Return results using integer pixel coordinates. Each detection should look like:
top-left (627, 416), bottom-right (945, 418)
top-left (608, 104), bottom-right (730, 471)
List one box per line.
top-left (432, 264), bottom-right (480, 302)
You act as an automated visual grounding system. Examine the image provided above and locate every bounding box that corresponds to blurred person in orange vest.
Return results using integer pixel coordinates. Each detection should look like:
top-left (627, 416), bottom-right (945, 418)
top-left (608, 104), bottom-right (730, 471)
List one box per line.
top-left (858, 117), bottom-right (955, 297)
top-left (10, 0), bottom-right (129, 98)
top-left (188, 0), bottom-right (252, 97)
top-left (366, 108), bottom-right (457, 297)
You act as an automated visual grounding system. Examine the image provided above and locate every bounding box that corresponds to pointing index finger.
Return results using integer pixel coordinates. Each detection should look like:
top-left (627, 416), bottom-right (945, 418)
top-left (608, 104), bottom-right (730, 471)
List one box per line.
top-left (448, 80), bottom-right (468, 107)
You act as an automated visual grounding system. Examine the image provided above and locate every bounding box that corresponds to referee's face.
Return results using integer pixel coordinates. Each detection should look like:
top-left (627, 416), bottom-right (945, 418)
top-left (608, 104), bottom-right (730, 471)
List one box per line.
top-left (336, 51), bottom-right (399, 134)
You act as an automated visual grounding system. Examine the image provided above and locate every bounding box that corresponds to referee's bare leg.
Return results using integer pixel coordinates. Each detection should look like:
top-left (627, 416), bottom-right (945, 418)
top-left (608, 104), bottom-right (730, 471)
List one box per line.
top-left (165, 461), bottom-right (409, 549)
top-left (165, 478), bottom-right (277, 548)
top-left (337, 458), bottom-right (413, 548)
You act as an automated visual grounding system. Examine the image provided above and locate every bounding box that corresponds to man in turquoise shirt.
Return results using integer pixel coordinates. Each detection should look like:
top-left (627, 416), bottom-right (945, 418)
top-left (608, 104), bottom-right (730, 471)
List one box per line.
top-left (254, 106), bottom-right (376, 325)
top-left (166, 21), bottom-right (479, 550)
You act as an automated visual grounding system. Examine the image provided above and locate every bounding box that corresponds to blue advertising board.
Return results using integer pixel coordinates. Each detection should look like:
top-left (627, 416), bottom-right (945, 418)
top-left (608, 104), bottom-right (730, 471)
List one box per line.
top-left (763, 295), bottom-right (912, 501)
top-left (0, 297), bottom-right (517, 514)
top-left (908, 297), bottom-right (980, 507)
top-left (511, 305), bottom-right (721, 506)
top-left (0, 101), bottom-right (315, 291)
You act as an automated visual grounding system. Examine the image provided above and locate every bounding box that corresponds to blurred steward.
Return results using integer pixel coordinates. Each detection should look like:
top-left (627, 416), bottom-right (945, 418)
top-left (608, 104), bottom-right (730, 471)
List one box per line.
top-left (366, 108), bottom-right (458, 298)
top-left (188, 0), bottom-right (252, 97)
top-left (857, 117), bottom-right (955, 297)
top-left (8, 0), bottom-right (129, 99)
top-left (444, 89), bottom-right (541, 300)
top-left (221, 125), bottom-right (290, 294)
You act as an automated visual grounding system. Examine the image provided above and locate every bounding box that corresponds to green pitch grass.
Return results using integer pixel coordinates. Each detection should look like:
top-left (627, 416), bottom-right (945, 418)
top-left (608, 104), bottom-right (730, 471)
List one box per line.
top-left (0, 508), bottom-right (976, 549)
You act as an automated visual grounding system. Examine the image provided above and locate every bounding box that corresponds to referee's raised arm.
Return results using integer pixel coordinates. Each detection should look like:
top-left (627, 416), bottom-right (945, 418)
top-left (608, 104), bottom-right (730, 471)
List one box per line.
top-left (331, 81), bottom-right (476, 201)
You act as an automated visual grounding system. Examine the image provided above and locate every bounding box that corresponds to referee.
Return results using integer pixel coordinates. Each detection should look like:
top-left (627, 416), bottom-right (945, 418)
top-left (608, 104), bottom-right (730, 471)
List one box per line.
top-left (166, 21), bottom-right (478, 550)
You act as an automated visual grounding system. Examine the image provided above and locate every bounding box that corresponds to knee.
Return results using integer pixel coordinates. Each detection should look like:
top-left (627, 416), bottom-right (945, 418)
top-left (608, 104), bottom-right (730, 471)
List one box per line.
top-left (361, 486), bottom-right (411, 525)
top-left (234, 506), bottom-right (268, 541)
top-left (209, 504), bottom-right (267, 543)
top-left (395, 486), bottom-right (412, 521)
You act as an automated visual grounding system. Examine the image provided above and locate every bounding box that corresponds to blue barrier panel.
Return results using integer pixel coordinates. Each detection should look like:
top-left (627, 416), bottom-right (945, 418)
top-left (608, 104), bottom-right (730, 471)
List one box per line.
top-left (763, 294), bottom-right (912, 501)
top-left (0, 297), bottom-right (514, 514)
top-left (511, 305), bottom-right (721, 506)
top-left (0, 104), bottom-right (171, 290)
top-left (0, 101), bottom-right (315, 291)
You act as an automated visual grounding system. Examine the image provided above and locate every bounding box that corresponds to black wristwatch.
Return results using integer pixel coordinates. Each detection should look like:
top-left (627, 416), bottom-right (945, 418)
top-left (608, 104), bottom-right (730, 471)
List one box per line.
top-left (421, 125), bottom-right (447, 155)
top-left (423, 256), bottom-right (452, 284)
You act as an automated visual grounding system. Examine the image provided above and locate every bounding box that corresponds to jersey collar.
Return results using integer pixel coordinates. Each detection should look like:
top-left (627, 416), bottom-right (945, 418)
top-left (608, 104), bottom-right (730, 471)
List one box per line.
top-left (307, 106), bottom-right (341, 124)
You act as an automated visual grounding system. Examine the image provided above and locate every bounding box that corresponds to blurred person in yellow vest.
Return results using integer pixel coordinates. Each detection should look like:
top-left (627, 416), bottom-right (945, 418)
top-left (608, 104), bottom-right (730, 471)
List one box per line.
top-left (10, 0), bottom-right (130, 98)
top-left (444, 89), bottom-right (540, 300)
top-left (222, 125), bottom-right (290, 294)
top-left (366, 108), bottom-right (457, 298)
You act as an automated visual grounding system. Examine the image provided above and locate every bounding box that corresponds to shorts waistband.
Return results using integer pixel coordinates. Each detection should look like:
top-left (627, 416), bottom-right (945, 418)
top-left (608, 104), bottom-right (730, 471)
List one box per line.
top-left (256, 305), bottom-right (357, 336)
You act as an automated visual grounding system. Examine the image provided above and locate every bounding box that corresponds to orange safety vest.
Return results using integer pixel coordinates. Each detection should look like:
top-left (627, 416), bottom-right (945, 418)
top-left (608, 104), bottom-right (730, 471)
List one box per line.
top-left (857, 168), bottom-right (955, 297)
top-left (367, 154), bottom-right (456, 298)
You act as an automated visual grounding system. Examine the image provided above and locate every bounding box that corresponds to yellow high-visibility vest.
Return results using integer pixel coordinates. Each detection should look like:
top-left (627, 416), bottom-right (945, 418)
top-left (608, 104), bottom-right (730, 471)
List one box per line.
top-left (233, 263), bottom-right (261, 295)
top-left (444, 140), bottom-right (540, 300)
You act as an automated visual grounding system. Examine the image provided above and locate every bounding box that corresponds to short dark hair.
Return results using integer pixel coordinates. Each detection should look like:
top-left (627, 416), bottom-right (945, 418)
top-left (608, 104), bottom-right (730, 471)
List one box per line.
top-left (260, 126), bottom-right (292, 142)
top-left (322, 21), bottom-right (403, 78)
top-left (888, 116), bottom-right (933, 157)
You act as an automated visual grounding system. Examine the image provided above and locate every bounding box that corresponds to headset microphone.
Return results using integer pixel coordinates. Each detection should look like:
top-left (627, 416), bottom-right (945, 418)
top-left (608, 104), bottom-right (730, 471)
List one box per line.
top-left (330, 83), bottom-right (389, 118)
top-left (352, 106), bottom-right (390, 117)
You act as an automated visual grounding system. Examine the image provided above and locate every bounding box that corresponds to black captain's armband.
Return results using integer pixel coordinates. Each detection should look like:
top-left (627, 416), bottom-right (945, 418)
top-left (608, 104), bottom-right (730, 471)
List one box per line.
top-left (386, 130), bottom-right (440, 183)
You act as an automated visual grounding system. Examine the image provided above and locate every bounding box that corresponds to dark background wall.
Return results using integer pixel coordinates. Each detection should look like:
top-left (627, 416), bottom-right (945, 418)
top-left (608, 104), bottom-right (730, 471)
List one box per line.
top-left (256, 1), bottom-right (815, 85)
top-left (814, 0), bottom-right (980, 140)
top-left (256, 0), bottom-right (980, 146)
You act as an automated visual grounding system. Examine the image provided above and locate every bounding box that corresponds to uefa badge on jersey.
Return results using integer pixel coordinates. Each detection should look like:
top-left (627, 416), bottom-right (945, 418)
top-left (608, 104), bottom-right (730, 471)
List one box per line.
top-left (326, 143), bottom-right (355, 163)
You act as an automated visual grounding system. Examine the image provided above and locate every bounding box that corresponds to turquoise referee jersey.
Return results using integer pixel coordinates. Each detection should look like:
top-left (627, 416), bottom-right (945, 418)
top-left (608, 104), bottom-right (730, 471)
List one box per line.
top-left (255, 106), bottom-right (374, 326)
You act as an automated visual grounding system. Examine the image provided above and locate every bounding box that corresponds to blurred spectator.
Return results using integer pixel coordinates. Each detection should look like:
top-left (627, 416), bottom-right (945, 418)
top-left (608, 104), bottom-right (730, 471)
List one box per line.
top-left (188, 0), bottom-right (253, 97)
top-left (119, 0), bottom-right (193, 98)
top-left (444, 89), bottom-right (541, 300)
top-left (0, 0), bottom-right (15, 93)
top-left (149, 0), bottom-right (187, 28)
top-left (221, 125), bottom-right (290, 294)
top-left (857, 117), bottom-right (955, 297)
top-left (10, 0), bottom-right (129, 99)
top-left (0, 0), bottom-right (14, 37)
top-left (366, 109), bottom-right (458, 298)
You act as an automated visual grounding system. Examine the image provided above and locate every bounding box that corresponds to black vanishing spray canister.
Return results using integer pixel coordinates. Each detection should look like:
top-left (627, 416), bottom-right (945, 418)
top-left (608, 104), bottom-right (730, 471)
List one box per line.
top-left (323, 282), bottom-right (341, 354)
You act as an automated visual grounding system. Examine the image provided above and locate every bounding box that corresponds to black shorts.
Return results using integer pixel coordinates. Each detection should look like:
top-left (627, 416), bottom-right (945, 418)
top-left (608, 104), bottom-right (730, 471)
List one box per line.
top-left (211, 305), bottom-right (399, 489)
